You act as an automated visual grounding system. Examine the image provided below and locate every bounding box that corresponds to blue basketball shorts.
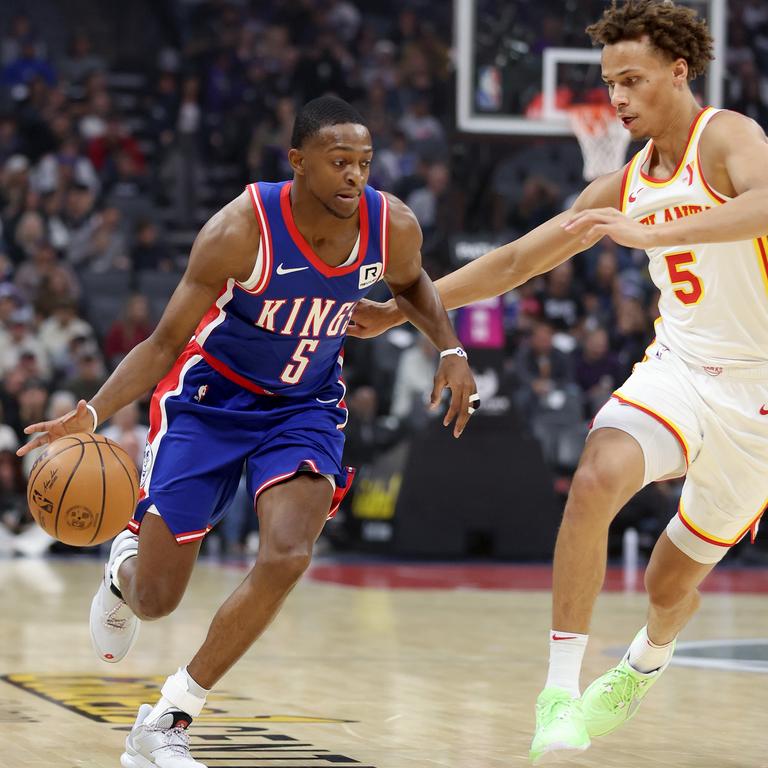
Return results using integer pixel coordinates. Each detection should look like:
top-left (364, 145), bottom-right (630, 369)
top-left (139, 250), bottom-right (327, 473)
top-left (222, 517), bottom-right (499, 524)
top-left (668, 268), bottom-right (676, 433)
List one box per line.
top-left (129, 347), bottom-right (353, 544)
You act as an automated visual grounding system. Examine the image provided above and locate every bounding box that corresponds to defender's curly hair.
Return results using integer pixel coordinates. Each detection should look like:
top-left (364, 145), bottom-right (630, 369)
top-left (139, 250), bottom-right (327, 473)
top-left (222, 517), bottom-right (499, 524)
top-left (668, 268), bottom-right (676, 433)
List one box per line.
top-left (586, 0), bottom-right (714, 80)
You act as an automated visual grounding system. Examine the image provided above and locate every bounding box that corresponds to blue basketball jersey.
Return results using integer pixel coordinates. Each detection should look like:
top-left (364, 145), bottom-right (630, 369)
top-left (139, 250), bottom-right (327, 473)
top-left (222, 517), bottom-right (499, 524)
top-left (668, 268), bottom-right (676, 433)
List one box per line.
top-left (190, 181), bottom-right (389, 399)
top-left (133, 181), bottom-right (391, 542)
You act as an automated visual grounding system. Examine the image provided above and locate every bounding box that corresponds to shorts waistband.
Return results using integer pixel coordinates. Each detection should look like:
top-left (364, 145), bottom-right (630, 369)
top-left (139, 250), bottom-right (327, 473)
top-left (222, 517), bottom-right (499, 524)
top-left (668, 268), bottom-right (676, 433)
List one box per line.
top-left (687, 361), bottom-right (768, 381)
top-left (649, 342), bottom-right (768, 381)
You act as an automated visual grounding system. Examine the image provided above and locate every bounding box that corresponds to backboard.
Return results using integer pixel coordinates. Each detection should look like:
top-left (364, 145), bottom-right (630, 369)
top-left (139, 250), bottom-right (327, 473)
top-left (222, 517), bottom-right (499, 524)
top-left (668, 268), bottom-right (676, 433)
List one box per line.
top-left (456, 0), bottom-right (726, 136)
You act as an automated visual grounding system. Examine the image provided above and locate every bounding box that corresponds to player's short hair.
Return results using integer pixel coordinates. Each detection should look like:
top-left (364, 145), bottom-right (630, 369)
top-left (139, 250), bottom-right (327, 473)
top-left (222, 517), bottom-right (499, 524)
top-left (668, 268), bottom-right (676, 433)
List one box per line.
top-left (290, 95), bottom-right (367, 149)
top-left (586, 0), bottom-right (714, 80)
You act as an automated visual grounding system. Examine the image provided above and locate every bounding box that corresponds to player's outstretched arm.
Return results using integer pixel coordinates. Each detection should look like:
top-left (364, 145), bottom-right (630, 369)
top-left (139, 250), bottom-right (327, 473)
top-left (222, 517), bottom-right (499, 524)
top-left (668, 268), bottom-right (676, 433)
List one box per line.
top-left (349, 170), bottom-right (623, 338)
top-left (564, 112), bottom-right (768, 248)
top-left (18, 193), bottom-right (259, 456)
top-left (381, 194), bottom-right (476, 438)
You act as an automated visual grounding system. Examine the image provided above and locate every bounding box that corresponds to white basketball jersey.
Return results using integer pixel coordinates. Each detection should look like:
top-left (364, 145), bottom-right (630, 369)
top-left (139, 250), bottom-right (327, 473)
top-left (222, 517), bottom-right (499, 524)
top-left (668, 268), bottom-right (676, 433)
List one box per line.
top-left (621, 106), bottom-right (768, 369)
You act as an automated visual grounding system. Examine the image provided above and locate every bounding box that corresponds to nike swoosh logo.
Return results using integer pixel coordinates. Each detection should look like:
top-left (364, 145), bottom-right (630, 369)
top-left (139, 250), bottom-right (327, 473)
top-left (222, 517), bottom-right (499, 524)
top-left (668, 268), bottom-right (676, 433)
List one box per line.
top-left (628, 188), bottom-right (644, 203)
top-left (760, 405), bottom-right (768, 415)
top-left (276, 263), bottom-right (309, 275)
top-left (552, 634), bottom-right (579, 641)
top-left (316, 397), bottom-right (338, 404)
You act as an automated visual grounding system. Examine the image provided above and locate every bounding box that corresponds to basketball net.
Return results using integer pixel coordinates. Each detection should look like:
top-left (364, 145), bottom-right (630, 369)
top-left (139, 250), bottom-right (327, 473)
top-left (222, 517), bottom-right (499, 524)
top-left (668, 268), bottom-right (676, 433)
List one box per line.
top-left (568, 104), bottom-right (632, 181)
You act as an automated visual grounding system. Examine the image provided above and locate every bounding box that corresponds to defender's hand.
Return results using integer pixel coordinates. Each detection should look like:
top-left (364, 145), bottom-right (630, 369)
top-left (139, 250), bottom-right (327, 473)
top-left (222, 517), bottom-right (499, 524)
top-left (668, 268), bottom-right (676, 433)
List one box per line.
top-left (430, 356), bottom-right (477, 438)
top-left (348, 298), bottom-right (404, 338)
top-left (17, 399), bottom-right (96, 457)
top-left (562, 207), bottom-right (653, 249)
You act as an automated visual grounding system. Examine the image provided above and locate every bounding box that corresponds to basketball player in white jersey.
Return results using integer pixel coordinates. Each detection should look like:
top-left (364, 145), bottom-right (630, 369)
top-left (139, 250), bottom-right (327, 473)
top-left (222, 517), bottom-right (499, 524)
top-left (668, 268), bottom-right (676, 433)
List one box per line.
top-left (349, 0), bottom-right (768, 761)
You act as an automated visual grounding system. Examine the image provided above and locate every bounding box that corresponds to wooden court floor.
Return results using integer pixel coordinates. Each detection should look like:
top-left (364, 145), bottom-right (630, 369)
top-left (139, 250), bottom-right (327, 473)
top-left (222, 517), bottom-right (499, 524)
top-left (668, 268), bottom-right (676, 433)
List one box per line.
top-left (1, 557), bottom-right (766, 768)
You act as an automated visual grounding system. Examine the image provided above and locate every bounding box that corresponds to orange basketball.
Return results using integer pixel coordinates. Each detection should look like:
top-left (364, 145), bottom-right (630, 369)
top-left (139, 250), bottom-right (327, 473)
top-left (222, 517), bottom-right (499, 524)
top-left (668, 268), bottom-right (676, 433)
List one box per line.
top-left (27, 433), bottom-right (139, 547)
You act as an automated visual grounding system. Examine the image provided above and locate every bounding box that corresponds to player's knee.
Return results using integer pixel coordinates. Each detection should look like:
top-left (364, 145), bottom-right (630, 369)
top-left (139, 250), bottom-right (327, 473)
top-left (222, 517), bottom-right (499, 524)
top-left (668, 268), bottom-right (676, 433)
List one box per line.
top-left (645, 568), bottom-right (699, 611)
top-left (257, 545), bottom-right (313, 585)
top-left (133, 583), bottom-right (183, 620)
top-left (566, 458), bottom-right (626, 520)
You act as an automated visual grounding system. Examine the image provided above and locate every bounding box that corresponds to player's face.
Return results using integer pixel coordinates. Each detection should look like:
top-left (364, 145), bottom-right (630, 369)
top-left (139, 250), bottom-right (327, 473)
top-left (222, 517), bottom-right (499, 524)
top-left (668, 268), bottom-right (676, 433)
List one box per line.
top-left (601, 36), bottom-right (688, 140)
top-left (297, 124), bottom-right (373, 219)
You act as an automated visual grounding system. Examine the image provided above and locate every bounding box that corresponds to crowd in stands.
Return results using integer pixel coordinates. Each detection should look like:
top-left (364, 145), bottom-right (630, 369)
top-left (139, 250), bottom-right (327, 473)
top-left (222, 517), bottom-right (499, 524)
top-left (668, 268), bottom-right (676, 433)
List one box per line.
top-left (0, 1), bottom-right (765, 559)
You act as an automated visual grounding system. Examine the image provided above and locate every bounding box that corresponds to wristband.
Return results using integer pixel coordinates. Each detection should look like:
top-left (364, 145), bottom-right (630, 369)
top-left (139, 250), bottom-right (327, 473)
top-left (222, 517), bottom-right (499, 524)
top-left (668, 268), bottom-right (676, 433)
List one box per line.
top-left (85, 403), bottom-right (99, 431)
top-left (439, 347), bottom-right (468, 360)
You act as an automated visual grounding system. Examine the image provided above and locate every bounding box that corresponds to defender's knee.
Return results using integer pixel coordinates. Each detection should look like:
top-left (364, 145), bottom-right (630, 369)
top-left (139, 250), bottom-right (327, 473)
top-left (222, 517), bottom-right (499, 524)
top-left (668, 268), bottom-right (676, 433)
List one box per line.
top-left (565, 458), bottom-right (630, 525)
top-left (645, 569), bottom-right (701, 612)
top-left (567, 430), bottom-right (645, 516)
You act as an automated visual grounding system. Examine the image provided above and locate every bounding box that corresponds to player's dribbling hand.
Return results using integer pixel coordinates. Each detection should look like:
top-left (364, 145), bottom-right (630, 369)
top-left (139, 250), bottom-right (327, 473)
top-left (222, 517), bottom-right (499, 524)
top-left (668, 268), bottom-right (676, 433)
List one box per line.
top-left (347, 298), bottom-right (404, 338)
top-left (430, 356), bottom-right (477, 438)
top-left (562, 207), bottom-right (654, 249)
top-left (16, 399), bottom-right (95, 457)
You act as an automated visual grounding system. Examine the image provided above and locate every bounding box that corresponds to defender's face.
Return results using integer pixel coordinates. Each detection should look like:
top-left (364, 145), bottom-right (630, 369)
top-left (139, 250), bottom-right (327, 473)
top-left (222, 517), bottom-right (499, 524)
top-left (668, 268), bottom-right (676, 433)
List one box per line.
top-left (294, 124), bottom-right (373, 219)
top-left (601, 37), bottom-right (687, 140)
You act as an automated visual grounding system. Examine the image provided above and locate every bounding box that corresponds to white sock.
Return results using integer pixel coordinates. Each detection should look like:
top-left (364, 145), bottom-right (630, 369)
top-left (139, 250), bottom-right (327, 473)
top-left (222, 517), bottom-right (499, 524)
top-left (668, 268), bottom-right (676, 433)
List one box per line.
top-left (145, 667), bottom-right (210, 725)
top-left (627, 625), bottom-right (675, 673)
top-left (110, 550), bottom-right (137, 592)
top-left (545, 630), bottom-right (589, 697)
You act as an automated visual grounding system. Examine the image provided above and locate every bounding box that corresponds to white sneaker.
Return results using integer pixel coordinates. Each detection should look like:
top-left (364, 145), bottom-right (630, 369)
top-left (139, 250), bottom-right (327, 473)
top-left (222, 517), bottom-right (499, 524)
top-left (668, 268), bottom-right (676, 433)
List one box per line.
top-left (89, 530), bottom-right (140, 663)
top-left (121, 704), bottom-right (207, 768)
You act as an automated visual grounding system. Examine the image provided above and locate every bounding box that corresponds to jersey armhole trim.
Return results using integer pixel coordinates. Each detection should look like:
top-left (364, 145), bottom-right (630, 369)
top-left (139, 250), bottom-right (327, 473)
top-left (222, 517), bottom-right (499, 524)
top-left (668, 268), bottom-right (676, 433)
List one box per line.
top-left (754, 237), bottom-right (768, 297)
top-left (243, 183), bottom-right (273, 294)
top-left (695, 110), bottom-right (730, 205)
top-left (378, 191), bottom-right (389, 275)
top-left (237, 239), bottom-right (264, 290)
top-left (619, 154), bottom-right (641, 213)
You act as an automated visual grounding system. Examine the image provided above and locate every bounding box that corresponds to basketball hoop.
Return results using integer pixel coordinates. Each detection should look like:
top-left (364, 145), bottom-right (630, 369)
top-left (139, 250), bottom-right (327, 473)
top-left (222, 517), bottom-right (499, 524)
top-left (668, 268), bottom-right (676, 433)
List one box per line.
top-left (568, 104), bottom-right (632, 181)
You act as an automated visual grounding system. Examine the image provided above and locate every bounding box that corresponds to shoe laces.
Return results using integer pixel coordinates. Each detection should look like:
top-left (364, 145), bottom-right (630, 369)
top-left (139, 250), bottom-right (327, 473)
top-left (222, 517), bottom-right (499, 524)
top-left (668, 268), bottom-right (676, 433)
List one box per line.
top-left (596, 667), bottom-right (649, 712)
top-left (147, 721), bottom-right (192, 758)
top-left (104, 601), bottom-right (128, 630)
top-left (539, 695), bottom-right (577, 722)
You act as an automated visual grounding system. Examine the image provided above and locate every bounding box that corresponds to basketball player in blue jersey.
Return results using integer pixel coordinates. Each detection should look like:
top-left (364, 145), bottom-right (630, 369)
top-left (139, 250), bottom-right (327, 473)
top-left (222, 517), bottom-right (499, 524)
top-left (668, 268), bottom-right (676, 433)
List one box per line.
top-left (19, 95), bottom-right (476, 767)
top-left (351, 0), bottom-right (768, 762)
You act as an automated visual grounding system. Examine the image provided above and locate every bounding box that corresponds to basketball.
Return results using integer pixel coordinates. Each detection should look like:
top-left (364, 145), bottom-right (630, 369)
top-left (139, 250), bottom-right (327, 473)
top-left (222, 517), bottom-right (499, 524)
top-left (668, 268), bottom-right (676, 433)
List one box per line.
top-left (26, 433), bottom-right (139, 547)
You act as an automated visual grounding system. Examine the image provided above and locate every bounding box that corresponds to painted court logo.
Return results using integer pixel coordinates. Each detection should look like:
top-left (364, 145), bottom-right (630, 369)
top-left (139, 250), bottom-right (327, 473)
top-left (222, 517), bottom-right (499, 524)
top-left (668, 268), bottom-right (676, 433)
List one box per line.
top-left (0, 675), bottom-right (375, 767)
top-left (672, 639), bottom-right (768, 673)
top-left (605, 639), bottom-right (768, 674)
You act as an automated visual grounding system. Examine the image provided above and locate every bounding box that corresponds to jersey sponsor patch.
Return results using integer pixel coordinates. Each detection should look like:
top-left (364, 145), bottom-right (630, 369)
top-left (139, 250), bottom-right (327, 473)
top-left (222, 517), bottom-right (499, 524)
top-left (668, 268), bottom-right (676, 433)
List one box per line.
top-left (358, 261), bottom-right (383, 289)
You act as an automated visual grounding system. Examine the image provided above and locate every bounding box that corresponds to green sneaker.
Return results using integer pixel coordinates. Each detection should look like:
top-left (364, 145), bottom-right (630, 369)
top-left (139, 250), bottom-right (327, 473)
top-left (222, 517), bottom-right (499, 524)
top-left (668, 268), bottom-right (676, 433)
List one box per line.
top-left (581, 642), bottom-right (674, 738)
top-left (529, 687), bottom-right (590, 765)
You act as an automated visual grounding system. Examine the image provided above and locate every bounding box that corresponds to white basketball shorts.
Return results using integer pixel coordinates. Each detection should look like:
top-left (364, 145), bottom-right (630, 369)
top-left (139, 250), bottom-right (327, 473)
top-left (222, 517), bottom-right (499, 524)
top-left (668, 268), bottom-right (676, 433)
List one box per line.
top-left (591, 341), bottom-right (768, 564)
